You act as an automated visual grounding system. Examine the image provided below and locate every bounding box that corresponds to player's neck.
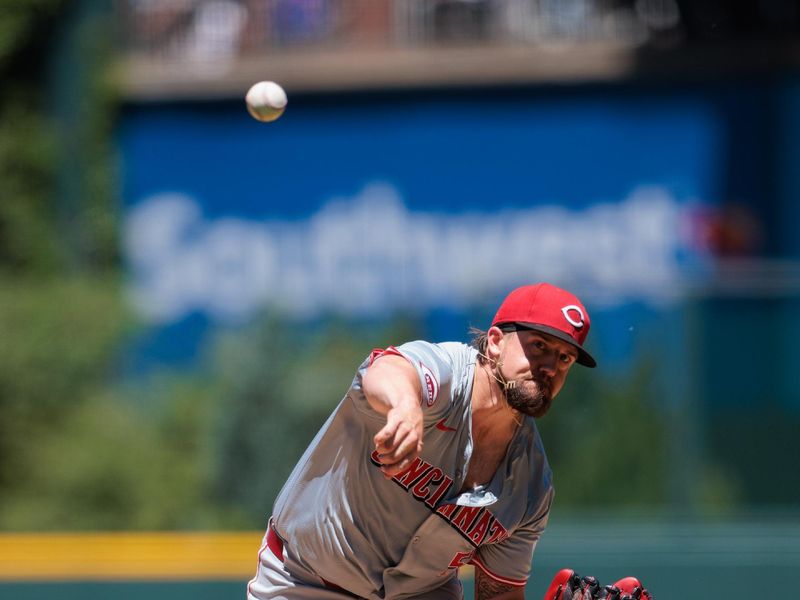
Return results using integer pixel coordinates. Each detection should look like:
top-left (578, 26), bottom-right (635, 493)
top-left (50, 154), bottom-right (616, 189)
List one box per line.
top-left (463, 365), bottom-right (520, 491)
top-left (471, 362), bottom-right (521, 439)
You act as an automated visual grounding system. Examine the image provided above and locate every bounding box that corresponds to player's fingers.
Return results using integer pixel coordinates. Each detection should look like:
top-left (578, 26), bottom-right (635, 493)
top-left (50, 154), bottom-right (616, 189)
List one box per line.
top-left (375, 412), bottom-right (417, 453)
top-left (376, 428), bottom-right (420, 466)
top-left (380, 453), bottom-right (417, 478)
top-left (375, 405), bottom-right (424, 470)
top-left (379, 428), bottom-right (422, 476)
top-left (378, 425), bottom-right (422, 467)
top-left (373, 419), bottom-right (399, 451)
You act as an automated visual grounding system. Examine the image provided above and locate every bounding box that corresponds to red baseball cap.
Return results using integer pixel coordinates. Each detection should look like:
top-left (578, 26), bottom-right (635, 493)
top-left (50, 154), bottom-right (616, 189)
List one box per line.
top-left (492, 283), bottom-right (596, 368)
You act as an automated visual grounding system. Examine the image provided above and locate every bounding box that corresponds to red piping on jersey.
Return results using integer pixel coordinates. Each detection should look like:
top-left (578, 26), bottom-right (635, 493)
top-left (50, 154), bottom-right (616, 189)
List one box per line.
top-left (470, 555), bottom-right (527, 587)
top-left (266, 520), bottom-right (284, 560)
top-left (435, 418), bottom-right (457, 432)
top-left (368, 346), bottom-right (404, 365)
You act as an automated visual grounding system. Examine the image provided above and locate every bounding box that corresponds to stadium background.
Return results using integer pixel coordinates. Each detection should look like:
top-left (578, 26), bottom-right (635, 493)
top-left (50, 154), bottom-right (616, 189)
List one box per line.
top-left (2, 1), bottom-right (800, 598)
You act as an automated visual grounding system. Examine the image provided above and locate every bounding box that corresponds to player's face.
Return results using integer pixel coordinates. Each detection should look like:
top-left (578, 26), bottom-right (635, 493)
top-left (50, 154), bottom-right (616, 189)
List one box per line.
top-left (497, 328), bottom-right (578, 417)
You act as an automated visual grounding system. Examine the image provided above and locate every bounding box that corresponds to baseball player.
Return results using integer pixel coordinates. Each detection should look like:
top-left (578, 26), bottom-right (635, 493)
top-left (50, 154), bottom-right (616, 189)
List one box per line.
top-left (248, 282), bottom-right (596, 600)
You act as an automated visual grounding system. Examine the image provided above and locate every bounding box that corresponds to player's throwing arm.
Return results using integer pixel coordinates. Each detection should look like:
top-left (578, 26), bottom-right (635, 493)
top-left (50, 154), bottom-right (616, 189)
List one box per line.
top-left (362, 354), bottom-right (424, 479)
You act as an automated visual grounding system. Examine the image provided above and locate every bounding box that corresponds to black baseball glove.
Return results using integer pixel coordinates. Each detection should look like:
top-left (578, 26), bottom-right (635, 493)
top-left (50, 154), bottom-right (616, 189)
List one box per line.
top-left (543, 568), bottom-right (653, 600)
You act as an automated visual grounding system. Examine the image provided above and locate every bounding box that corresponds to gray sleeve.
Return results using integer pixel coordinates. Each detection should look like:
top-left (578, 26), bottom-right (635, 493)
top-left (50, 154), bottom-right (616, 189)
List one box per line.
top-left (350, 340), bottom-right (463, 424)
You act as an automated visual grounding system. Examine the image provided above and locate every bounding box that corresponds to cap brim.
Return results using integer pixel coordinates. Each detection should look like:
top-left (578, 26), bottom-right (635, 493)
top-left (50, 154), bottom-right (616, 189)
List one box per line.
top-left (501, 322), bottom-right (597, 368)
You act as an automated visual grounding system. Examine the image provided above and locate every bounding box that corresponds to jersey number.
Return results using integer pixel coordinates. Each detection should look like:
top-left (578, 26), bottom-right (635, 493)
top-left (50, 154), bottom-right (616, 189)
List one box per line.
top-left (448, 550), bottom-right (476, 569)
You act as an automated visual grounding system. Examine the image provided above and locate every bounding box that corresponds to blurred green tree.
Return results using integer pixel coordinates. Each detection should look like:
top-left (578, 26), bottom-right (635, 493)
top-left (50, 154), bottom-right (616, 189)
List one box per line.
top-left (1, 0), bottom-right (65, 273)
top-left (0, 0), bottom-right (136, 530)
top-left (538, 353), bottom-right (740, 513)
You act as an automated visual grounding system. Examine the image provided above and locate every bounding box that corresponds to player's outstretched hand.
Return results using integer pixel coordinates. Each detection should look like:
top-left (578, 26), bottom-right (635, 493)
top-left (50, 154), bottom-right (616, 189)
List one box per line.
top-left (374, 403), bottom-right (424, 478)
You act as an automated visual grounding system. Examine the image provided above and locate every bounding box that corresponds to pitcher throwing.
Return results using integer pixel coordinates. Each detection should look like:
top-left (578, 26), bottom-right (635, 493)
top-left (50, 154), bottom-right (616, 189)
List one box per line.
top-left (248, 283), bottom-right (597, 600)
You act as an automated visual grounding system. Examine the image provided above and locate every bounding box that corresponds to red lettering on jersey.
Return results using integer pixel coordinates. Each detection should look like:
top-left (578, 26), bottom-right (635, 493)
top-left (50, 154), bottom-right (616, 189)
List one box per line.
top-left (369, 447), bottom-right (504, 545)
top-left (485, 519), bottom-right (509, 544)
top-left (452, 506), bottom-right (482, 534)
top-left (448, 550), bottom-right (475, 569)
top-left (436, 503), bottom-right (458, 519)
top-left (467, 511), bottom-right (494, 545)
top-left (435, 501), bottom-right (504, 549)
top-left (424, 474), bottom-right (453, 508)
top-left (411, 467), bottom-right (443, 501)
top-left (393, 457), bottom-right (432, 490)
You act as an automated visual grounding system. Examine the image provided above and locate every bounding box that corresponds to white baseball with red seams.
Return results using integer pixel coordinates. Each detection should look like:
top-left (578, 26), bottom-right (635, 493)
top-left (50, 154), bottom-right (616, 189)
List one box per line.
top-left (248, 340), bottom-right (554, 600)
top-left (245, 81), bottom-right (287, 122)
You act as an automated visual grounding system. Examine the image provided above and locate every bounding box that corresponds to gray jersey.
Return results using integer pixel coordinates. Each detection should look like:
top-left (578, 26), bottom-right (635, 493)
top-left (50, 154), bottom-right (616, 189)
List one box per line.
top-left (271, 340), bottom-right (554, 599)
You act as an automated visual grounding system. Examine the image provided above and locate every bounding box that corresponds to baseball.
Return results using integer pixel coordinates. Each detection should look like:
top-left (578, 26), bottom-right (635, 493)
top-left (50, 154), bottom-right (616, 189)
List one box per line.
top-left (245, 81), bottom-right (287, 123)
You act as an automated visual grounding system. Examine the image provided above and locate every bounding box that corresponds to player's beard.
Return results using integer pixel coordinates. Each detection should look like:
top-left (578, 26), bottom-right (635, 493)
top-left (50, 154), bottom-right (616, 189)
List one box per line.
top-left (504, 376), bottom-right (553, 418)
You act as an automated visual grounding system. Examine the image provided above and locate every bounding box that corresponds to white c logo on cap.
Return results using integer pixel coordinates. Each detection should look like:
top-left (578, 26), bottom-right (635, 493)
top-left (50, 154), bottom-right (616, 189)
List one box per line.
top-left (561, 305), bottom-right (585, 329)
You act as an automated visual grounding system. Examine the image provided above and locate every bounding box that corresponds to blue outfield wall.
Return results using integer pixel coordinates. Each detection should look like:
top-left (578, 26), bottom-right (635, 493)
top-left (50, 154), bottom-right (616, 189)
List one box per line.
top-left (119, 84), bottom-right (731, 372)
top-left (118, 80), bottom-right (795, 380)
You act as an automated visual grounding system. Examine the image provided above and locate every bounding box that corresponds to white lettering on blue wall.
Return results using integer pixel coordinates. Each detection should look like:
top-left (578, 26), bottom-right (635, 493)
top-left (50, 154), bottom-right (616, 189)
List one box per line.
top-left (123, 182), bottom-right (703, 324)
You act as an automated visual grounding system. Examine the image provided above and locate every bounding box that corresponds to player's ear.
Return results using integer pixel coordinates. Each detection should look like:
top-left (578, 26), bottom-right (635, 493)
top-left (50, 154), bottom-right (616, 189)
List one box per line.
top-left (485, 326), bottom-right (506, 362)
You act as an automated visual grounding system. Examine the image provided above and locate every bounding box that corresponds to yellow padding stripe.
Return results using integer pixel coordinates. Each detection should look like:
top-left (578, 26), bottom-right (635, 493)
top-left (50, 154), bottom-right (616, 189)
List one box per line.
top-left (0, 532), bottom-right (264, 581)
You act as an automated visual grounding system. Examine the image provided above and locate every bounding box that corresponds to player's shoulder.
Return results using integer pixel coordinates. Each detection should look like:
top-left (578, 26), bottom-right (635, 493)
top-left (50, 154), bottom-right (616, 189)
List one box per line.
top-left (396, 339), bottom-right (474, 362)
top-left (434, 340), bottom-right (474, 357)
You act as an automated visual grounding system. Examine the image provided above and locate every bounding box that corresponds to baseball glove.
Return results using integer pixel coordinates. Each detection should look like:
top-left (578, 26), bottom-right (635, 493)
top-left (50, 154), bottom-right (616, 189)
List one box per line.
top-left (543, 568), bottom-right (653, 600)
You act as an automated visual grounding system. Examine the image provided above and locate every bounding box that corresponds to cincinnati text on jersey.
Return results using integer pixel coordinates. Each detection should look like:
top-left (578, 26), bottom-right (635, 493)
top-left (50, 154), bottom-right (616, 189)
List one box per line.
top-left (369, 451), bottom-right (510, 547)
